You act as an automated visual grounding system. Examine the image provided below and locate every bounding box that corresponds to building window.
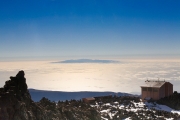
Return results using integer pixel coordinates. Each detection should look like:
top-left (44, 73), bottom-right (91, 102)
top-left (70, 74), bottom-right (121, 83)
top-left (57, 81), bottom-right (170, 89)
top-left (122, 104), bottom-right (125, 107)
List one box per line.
top-left (153, 88), bottom-right (158, 92)
top-left (148, 87), bottom-right (152, 91)
top-left (142, 88), bottom-right (147, 91)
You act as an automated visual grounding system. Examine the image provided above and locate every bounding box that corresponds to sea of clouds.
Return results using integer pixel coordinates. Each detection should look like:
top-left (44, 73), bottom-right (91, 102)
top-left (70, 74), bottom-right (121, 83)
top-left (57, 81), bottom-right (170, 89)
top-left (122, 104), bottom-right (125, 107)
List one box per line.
top-left (0, 58), bottom-right (180, 94)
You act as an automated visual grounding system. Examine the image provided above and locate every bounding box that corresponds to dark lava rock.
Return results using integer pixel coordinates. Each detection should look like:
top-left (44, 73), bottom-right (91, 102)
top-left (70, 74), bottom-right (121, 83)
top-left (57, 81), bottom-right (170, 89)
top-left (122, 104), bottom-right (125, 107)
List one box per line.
top-left (0, 71), bottom-right (48, 120)
top-left (0, 71), bottom-right (101, 120)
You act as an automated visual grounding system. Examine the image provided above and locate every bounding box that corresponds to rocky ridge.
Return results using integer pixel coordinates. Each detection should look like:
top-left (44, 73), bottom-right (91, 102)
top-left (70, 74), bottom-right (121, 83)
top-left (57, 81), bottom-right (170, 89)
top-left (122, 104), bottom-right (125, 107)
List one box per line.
top-left (1, 71), bottom-right (180, 120)
top-left (0, 71), bottom-right (100, 120)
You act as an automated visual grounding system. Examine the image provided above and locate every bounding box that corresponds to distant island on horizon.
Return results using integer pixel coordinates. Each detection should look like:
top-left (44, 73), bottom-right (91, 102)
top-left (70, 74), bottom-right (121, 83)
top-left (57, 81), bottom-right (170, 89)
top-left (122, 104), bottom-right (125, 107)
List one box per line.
top-left (52, 59), bottom-right (120, 64)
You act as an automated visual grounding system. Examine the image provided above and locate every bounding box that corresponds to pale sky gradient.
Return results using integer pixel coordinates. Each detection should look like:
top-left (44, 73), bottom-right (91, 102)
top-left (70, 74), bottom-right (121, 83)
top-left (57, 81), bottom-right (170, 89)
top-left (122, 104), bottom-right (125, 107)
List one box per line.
top-left (0, 0), bottom-right (180, 58)
top-left (0, 1), bottom-right (180, 93)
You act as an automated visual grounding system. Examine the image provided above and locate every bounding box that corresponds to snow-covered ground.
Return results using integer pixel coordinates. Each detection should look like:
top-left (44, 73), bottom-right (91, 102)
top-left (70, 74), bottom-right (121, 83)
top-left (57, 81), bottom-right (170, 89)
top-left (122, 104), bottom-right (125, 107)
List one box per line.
top-left (145, 102), bottom-right (180, 115)
top-left (90, 99), bottom-right (180, 119)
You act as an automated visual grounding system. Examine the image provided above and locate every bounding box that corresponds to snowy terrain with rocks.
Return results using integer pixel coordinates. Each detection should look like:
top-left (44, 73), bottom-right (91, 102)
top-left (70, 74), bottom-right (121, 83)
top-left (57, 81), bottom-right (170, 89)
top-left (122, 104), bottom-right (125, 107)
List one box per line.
top-left (1, 71), bottom-right (180, 120)
top-left (90, 96), bottom-right (180, 120)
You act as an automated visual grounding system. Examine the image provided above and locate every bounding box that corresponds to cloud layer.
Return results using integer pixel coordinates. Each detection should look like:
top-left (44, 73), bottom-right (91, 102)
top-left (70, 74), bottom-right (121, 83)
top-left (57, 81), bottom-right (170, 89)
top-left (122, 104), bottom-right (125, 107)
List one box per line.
top-left (0, 59), bottom-right (180, 94)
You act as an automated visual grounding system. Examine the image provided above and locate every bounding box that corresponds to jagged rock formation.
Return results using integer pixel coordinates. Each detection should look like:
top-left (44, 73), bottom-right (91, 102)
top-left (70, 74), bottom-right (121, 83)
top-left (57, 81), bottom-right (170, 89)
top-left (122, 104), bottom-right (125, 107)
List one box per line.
top-left (0, 71), bottom-right (101, 120)
top-left (0, 71), bottom-right (48, 120)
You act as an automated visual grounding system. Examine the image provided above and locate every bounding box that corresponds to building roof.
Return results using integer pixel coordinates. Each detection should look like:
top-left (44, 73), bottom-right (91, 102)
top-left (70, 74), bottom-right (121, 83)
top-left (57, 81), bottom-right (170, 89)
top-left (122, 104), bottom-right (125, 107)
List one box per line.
top-left (140, 80), bottom-right (166, 88)
top-left (82, 97), bottom-right (95, 101)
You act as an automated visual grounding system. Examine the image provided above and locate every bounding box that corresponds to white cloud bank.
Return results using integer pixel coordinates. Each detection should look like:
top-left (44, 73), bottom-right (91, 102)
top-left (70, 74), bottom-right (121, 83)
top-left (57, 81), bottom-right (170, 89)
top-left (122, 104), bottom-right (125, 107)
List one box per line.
top-left (0, 59), bottom-right (180, 94)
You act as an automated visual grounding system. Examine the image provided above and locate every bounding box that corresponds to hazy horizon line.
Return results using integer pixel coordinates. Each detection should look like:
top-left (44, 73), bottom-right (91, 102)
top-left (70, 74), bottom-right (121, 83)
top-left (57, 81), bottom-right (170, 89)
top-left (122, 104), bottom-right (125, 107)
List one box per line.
top-left (0, 54), bottom-right (180, 61)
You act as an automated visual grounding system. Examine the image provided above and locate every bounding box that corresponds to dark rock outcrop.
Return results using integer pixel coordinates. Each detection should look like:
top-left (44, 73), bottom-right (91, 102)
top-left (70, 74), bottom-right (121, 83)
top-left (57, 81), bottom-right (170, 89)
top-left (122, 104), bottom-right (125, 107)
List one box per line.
top-left (157, 91), bottom-right (180, 110)
top-left (0, 70), bottom-right (48, 120)
top-left (0, 71), bottom-right (101, 120)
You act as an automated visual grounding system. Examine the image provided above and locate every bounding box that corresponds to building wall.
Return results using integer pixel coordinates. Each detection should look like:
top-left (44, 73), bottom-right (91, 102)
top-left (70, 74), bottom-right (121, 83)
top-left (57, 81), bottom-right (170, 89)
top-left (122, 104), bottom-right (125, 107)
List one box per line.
top-left (159, 84), bottom-right (165, 99)
top-left (141, 87), bottom-right (160, 101)
top-left (165, 82), bottom-right (173, 97)
top-left (141, 89), bottom-right (146, 100)
top-left (153, 89), bottom-right (159, 100)
top-left (141, 82), bottom-right (173, 101)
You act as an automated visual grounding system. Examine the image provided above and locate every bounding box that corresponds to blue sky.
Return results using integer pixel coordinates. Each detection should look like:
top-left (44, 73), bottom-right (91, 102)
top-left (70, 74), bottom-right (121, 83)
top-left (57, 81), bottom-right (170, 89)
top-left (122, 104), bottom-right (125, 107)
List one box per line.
top-left (0, 0), bottom-right (180, 58)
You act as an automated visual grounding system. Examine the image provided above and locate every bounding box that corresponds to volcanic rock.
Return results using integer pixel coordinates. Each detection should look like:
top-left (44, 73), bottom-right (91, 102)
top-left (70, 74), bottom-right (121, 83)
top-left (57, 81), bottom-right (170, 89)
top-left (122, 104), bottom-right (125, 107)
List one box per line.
top-left (0, 71), bottom-right (101, 120)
